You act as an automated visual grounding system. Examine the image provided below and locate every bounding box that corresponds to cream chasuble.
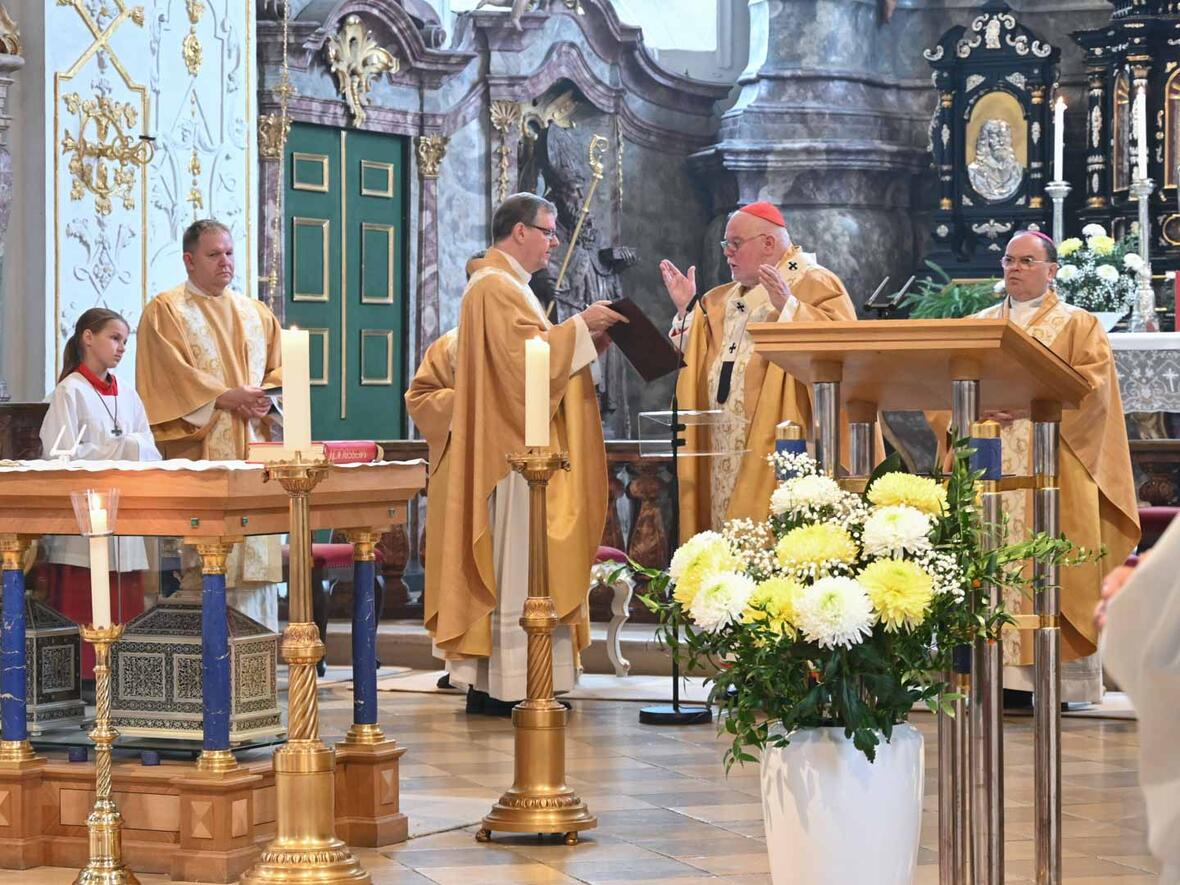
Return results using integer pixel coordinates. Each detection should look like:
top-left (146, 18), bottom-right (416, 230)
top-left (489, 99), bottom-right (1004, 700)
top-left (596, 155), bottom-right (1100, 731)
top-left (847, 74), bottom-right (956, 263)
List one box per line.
top-left (1102, 517), bottom-right (1180, 883)
top-left (424, 249), bottom-right (604, 701)
top-left (39, 373), bottom-right (161, 571)
top-left (675, 247), bottom-right (872, 542)
top-left (136, 281), bottom-right (284, 629)
top-left (974, 292), bottom-right (1139, 702)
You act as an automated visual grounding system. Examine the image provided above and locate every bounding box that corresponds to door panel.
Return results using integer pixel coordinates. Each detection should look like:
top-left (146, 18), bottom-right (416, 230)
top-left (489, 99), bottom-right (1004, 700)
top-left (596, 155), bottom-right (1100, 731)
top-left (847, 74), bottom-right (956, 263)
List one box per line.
top-left (284, 123), bottom-right (406, 440)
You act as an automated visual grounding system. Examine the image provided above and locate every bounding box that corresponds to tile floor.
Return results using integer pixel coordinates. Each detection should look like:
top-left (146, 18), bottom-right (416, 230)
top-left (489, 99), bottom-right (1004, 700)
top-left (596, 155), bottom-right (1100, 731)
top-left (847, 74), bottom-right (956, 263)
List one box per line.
top-left (1, 679), bottom-right (1159, 884)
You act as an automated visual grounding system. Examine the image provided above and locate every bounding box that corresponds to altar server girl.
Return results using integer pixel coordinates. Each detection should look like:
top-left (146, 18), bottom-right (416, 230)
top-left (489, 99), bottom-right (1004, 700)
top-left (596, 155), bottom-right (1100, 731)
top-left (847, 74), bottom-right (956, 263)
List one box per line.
top-left (39, 308), bottom-right (162, 677)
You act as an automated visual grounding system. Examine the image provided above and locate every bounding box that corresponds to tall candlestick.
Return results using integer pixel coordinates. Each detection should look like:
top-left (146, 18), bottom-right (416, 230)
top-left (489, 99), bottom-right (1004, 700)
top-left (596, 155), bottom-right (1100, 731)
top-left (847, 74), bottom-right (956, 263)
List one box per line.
top-left (1135, 88), bottom-right (1149, 181)
top-left (524, 337), bottom-right (550, 448)
top-left (1053, 97), bottom-right (1066, 182)
top-left (281, 328), bottom-right (312, 452)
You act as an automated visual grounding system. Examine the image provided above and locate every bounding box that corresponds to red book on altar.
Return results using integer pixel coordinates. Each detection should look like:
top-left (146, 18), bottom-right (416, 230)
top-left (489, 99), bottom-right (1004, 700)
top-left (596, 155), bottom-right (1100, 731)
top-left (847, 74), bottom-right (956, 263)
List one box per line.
top-left (246, 440), bottom-right (384, 464)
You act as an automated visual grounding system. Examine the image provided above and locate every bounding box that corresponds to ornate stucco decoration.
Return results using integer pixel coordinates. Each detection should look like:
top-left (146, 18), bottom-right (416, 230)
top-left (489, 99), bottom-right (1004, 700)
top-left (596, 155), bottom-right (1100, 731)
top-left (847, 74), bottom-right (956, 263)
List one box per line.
top-left (183, 0), bottom-right (204, 75)
top-left (489, 99), bottom-right (522, 202)
top-left (416, 134), bottom-right (448, 179)
top-left (61, 93), bottom-right (154, 216)
top-left (0, 5), bottom-right (21, 56)
top-left (258, 113), bottom-right (291, 160)
top-left (326, 14), bottom-right (399, 127)
top-left (521, 88), bottom-right (578, 139)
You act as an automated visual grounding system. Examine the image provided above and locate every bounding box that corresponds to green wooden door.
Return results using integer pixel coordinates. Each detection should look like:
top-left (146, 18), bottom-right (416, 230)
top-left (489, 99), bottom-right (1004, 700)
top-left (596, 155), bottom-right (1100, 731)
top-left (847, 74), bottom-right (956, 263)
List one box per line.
top-left (284, 123), bottom-right (407, 440)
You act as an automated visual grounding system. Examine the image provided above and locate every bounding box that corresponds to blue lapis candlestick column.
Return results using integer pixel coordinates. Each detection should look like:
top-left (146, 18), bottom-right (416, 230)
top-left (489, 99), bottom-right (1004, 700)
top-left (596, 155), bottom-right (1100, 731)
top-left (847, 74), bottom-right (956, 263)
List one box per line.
top-left (343, 529), bottom-right (382, 741)
top-left (0, 535), bottom-right (36, 764)
top-left (774, 420), bottom-right (807, 481)
top-left (188, 538), bottom-right (238, 774)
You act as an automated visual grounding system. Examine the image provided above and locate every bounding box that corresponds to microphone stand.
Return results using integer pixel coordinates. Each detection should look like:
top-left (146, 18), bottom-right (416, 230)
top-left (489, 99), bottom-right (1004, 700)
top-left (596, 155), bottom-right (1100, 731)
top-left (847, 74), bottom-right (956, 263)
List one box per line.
top-left (640, 287), bottom-right (712, 726)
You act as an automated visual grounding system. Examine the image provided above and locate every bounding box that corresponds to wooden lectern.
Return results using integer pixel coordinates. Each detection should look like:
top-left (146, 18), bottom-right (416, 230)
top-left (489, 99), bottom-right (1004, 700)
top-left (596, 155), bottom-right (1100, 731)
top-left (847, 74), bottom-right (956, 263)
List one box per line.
top-left (751, 319), bottom-right (1092, 885)
top-left (0, 459), bottom-right (424, 881)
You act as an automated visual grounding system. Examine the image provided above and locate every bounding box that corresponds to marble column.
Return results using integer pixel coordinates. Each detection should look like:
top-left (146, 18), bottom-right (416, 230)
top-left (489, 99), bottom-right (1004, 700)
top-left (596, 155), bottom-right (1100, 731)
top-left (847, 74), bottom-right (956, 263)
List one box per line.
top-left (0, 11), bottom-right (22, 398)
top-left (415, 135), bottom-right (447, 364)
top-left (702, 0), bottom-right (929, 305)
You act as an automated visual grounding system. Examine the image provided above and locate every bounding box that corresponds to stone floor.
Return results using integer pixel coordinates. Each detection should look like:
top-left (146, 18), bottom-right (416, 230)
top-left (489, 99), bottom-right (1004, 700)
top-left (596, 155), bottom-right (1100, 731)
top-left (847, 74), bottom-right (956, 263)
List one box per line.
top-left (1, 677), bottom-right (1160, 884)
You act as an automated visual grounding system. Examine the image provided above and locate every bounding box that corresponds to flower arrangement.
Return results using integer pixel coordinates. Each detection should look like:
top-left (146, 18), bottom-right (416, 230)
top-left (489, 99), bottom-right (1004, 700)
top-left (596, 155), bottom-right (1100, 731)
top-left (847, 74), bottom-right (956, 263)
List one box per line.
top-left (637, 446), bottom-right (1085, 767)
top-left (1051, 224), bottom-right (1143, 314)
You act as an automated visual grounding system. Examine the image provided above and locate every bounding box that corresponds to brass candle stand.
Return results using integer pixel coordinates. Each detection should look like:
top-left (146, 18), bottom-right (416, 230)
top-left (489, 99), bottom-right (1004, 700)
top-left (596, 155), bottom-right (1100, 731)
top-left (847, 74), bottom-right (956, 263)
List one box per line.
top-left (477, 449), bottom-right (597, 845)
top-left (241, 453), bottom-right (370, 885)
top-left (76, 623), bottom-right (139, 885)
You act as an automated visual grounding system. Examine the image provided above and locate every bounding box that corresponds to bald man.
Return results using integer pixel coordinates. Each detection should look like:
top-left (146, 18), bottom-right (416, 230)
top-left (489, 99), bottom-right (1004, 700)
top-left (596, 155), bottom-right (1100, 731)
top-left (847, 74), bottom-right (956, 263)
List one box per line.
top-left (659, 203), bottom-right (860, 539)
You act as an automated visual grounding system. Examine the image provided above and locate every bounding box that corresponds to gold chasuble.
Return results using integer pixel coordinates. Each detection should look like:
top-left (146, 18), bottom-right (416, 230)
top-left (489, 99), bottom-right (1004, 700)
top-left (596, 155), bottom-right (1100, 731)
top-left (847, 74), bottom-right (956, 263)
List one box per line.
top-left (424, 249), bottom-right (607, 684)
top-left (136, 282), bottom-right (284, 601)
top-left (676, 246), bottom-right (859, 541)
top-left (404, 328), bottom-right (457, 472)
top-left (974, 293), bottom-right (1139, 685)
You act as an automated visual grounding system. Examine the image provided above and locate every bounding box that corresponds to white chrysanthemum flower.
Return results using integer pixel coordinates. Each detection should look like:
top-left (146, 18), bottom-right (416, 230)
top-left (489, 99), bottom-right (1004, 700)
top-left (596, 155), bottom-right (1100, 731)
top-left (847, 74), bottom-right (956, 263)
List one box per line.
top-left (1055, 264), bottom-right (1078, 283)
top-left (1124, 252), bottom-right (1144, 271)
top-left (861, 505), bottom-right (933, 557)
top-left (1082, 223), bottom-right (1106, 239)
top-left (1096, 264), bottom-right (1120, 283)
top-left (993, 280), bottom-right (1005, 294)
top-left (668, 531), bottom-right (725, 581)
top-left (688, 570), bottom-right (756, 632)
top-left (792, 576), bottom-right (875, 649)
top-left (770, 474), bottom-right (844, 515)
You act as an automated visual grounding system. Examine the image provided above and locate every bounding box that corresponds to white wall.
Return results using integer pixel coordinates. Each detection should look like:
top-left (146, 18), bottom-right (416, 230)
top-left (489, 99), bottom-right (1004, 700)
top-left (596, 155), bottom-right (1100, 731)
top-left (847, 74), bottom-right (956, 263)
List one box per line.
top-left (4, 0), bottom-right (256, 399)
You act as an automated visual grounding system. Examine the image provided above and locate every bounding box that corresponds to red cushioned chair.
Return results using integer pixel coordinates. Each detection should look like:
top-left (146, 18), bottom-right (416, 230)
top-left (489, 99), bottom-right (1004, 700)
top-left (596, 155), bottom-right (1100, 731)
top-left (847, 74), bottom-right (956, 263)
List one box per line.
top-left (1137, 506), bottom-right (1178, 552)
top-left (592, 545), bottom-right (634, 677)
top-left (282, 541), bottom-right (385, 676)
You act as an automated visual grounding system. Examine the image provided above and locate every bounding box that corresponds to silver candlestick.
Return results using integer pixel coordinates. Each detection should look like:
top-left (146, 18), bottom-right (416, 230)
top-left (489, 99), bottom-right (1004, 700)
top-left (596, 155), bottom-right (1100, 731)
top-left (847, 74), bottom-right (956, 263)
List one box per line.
top-left (1045, 180), bottom-right (1071, 244)
top-left (1129, 176), bottom-right (1158, 333)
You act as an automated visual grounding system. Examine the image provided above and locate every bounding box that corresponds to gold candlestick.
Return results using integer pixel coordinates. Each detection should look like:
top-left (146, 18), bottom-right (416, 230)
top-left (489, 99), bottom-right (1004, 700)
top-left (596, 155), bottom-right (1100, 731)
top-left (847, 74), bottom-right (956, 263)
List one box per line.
top-left (76, 623), bottom-right (139, 885)
top-left (241, 454), bottom-right (370, 885)
top-left (477, 449), bottom-right (597, 846)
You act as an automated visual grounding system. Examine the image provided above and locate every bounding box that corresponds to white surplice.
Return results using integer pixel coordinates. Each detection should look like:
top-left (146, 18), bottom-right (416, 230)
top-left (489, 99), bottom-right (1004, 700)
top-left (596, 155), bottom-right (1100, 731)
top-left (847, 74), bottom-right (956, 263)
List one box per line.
top-left (1102, 519), bottom-right (1180, 884)
top-left (38, 373), bottom-right (162, 570)
top-left (447, 251), bottom-right (598, 701)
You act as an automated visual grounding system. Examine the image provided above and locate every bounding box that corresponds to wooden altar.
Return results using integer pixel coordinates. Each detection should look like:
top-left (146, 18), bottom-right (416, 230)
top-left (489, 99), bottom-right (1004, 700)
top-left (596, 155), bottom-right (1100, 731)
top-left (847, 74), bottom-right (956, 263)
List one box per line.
top-left (0, 458), bottom-right (426, 881)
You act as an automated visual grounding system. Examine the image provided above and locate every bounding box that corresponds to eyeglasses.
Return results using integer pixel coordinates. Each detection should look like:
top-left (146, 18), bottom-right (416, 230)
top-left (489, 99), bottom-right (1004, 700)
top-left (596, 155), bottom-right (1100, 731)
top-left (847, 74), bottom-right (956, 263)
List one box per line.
top-left (1000, 256), bottom-right (1055, 269)
top-left (720, 234), bottom-right (770, 253)
top-left (526, 224), bottom-right (559, 241)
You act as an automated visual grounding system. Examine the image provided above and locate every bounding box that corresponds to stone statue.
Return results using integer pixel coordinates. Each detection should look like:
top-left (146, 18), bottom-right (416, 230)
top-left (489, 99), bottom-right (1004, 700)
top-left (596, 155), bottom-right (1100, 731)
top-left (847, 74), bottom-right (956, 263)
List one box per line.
top-left (539, 123), bottom-right (638, 437)
top-left (968, 118), bottom-right (1024, 203)
top-left (473, 0), bottom-right (540, 30)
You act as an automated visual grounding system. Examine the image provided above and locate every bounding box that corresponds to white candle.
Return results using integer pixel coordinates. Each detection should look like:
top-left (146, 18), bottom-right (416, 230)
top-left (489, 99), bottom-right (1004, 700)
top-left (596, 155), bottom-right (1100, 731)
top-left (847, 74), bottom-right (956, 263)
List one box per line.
top-left (88, 491), bottom-right (108, 535)
top-left (88, 536), bottom-right (111, 629)
top-left (1053, 97), bottom-right (1066, 182)
top-left (524, 336), bottom-right (550, 448)
top-left (281, 328), bottom-right (312, 452)
top-left (1135, 88), bottom-right (1149, 181)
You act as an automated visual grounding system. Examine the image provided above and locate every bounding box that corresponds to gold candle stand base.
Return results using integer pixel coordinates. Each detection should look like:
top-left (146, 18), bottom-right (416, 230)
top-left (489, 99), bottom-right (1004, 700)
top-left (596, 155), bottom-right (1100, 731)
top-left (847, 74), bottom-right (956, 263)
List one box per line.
top-left (478, 449), bottom-right (596, 845)
top-left (240, 457), bottom-right (370, 885)
top-left (76, 623), bottom-right (140, 885)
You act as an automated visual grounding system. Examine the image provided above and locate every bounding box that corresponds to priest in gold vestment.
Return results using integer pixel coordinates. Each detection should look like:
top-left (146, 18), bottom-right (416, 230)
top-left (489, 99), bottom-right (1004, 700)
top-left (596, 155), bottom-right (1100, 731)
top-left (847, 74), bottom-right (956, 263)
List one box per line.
top-left (136, 219), bottom-right (284, 630)
top-left (423, 193), bottom-right (626, 711)
top-left (659, 202), bottom-right (864, 540)
top-left (405, 327), bottom-right (457, 471)
top-left (955, 230), bottom-right (1139, 703)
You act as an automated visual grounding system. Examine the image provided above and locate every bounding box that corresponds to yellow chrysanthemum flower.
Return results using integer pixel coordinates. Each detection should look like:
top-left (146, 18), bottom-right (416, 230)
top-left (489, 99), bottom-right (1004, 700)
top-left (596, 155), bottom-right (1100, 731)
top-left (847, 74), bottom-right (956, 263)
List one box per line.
top-left (859, 559), bottom-right (935, 631)
top-left (1057, 237), bottom-right (1083, 258)
top-left (670, 534), bottom-right (742, 608)
top-left (867, 472), bottom-right (947, 516)
top-left (775, 524), bottom-right (858, 572)
top-left (1088, 234), bottom-right (1116, 256)
top-left (743, 577), bottom-right (802, 637)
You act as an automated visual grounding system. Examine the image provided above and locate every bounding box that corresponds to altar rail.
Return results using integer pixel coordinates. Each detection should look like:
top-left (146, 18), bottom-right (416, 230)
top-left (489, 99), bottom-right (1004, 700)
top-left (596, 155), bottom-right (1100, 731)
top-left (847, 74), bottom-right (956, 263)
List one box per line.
top-left (375, 440), bottom-right (673, 624)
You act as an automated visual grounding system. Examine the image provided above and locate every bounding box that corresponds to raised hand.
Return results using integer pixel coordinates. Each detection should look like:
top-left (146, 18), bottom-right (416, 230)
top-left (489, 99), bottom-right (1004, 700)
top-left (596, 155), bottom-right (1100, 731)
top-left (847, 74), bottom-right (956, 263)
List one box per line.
top-left (758, 264), bottom-right (794, 312)
top-left (659, 259), bottom-right (697, 315)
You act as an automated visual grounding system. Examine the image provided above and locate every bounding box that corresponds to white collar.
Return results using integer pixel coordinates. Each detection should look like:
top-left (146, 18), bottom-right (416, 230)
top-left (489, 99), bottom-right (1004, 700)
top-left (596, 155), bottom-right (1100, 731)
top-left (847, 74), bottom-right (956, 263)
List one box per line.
top-left (185, 279), bottom-right (229, 298)
top-left (492, 248), bottom-right (533, 284)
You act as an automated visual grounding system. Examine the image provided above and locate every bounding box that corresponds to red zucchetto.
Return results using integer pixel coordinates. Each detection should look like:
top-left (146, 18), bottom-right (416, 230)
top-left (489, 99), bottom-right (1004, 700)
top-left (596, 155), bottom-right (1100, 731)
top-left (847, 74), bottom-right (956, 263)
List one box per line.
top-left (738, 201), bottom-right (786, 228)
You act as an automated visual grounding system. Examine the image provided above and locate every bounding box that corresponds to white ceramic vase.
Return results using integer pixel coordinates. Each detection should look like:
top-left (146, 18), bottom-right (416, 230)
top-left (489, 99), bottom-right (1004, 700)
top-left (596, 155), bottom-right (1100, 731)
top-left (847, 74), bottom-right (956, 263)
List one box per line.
top-left (760, 724), bottom-right (924, 885)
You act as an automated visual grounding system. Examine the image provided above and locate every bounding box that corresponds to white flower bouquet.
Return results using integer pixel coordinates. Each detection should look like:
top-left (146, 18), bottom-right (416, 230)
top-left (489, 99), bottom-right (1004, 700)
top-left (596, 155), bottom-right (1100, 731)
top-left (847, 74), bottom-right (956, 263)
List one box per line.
top-left (1052, 224), bottom-right (1142, 314)
top-left (637, 447), bottom-right (1084, 766)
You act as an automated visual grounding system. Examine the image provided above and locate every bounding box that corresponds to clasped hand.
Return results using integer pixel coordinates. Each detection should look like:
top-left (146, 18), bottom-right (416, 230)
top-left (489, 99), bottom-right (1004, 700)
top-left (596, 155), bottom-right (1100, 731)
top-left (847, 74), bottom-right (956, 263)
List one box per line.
top-left (216, 385), bottom-right (271, 419)
top-left (580, 300), bottom-right (628, 335)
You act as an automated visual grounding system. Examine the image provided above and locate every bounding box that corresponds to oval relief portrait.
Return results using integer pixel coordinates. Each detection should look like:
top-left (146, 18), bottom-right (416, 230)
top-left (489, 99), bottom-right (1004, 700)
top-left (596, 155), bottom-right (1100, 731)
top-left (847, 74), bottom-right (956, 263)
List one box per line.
top-left (965, 89), bottom-right (1027, 203)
